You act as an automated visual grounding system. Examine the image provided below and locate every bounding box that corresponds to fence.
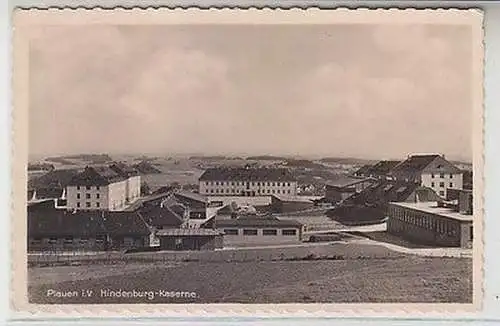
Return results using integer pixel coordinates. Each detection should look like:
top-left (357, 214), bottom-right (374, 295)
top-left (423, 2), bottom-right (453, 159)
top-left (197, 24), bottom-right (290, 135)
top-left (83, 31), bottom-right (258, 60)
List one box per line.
top-left (27, 241), bottom-right (407, 267)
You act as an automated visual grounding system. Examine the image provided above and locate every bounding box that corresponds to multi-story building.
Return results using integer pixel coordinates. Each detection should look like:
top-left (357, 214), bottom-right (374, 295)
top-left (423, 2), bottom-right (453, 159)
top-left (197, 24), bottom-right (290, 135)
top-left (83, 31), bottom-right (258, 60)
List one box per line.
top-left (198, 167), bottom-right (298, 207)
top-left (389, 154), bottom-right (463, 198)
top-left (66, 165), bottom-right (140, 211)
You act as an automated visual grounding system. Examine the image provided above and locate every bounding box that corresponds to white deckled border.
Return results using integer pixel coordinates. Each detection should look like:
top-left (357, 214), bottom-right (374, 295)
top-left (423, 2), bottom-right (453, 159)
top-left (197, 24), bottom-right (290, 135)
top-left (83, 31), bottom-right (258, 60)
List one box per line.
top-left (10, 7), bottom-right (485, 319)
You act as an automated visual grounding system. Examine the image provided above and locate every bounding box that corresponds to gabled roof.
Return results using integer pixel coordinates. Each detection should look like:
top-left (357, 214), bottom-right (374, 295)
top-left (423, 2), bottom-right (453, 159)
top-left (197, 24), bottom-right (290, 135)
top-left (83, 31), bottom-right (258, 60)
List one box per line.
top-left (199, 167), bottom-right (296, 182)
top-left (173, 191), bottom-right (207, 204)
top-left (104, 211), bottom-right (150, 236)
top-left (67, 166), bottom-right (127, 186)
top-left (138, 205), bottom-right (184, 228)
top-left (392, 155), bottom-right (441, 172)
top-left (326, 176), bottom-right (373, 189)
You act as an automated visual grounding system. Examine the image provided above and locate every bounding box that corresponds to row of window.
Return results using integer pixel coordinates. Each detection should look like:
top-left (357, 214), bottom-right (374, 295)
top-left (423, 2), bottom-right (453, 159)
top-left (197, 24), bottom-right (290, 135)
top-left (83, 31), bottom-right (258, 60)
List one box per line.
top-left (205, 181), bottom-right (293, 187)
top-left (76, 201), bottom-right (100, 208)
top-left (430, 182), bottom-right (453, 188)
top-left (76, 186), bottom-right (101, 190)
top-left (30, 235), bottom-right (106, 244)
top-left (77, 193), bottom-right (100, 199)
top-left (431, 173), bottom-right (454, 179)
top-left (223, 228), bottom-right (297, 236)
top-left (206, 188), bottom-right (292, 195)
top-left (390, 207), bottom-right (459, 236)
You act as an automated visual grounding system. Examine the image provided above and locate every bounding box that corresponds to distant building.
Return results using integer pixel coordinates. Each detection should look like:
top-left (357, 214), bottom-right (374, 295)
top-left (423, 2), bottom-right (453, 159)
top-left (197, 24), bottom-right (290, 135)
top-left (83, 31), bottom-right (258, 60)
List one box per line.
top-left (327, 180), bottom-right (442, 225)
top-left (353, 160), bottom-right (401, 179)
top-left (216, 216), bottom-right (303, 246)
top-left (199, 166), bottom-right (297, 196)
top-left (387, 193), bottom-right (473, 248)
top-left (324, 177), bottom-right (374, 204)
top-left (389, 154), bottom-right (463, 198)
top-left (66, 165), bottom-right (141, 211)
top-left (270, 195), bottom-right (321, 214)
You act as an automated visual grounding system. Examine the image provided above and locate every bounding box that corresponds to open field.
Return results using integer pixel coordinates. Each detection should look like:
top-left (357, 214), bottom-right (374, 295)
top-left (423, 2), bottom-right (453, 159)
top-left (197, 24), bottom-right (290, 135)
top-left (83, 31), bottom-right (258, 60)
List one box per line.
top-left (28, 256), bottom-right (472, 304)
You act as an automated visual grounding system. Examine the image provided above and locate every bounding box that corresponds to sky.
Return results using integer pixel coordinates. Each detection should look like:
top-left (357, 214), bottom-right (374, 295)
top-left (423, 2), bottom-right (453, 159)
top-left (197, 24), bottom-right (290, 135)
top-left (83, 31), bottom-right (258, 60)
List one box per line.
top-left (28, 24), bottom-right (473, 161)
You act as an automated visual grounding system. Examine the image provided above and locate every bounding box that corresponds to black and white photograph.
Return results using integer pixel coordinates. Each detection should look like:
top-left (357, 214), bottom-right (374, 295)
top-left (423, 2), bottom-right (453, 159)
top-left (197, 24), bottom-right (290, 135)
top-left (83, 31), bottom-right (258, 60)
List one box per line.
top-left (12, 9), bottom-right (483, 308)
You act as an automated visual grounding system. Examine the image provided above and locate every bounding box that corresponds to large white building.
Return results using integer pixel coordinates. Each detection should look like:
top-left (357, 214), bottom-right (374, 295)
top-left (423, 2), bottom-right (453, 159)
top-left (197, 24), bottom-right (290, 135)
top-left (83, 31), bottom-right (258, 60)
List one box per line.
top-left (389, 154), bottom-right (464, 198)
top-left (199, 167), bottom-right (298, 196)
top-left (66, 165), bottom-right (141, 211)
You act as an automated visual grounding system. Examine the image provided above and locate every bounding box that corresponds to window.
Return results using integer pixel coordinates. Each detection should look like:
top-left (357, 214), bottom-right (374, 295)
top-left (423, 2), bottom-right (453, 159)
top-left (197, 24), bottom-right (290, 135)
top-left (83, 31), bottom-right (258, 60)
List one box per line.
top-left (210, 189), bottom-right (214, 193)
top-left (449, 174), bottom-right (453, 178)
top-left (224, 229), bottom-right (239, 235)
top-left (80, 237), bottom-right (89, 243)
top-left (86, 186), bottom-right (91, 190)
top-left (86, 193), bottom-right (91, 199)
top-left (267, 189), bottom-right (271, 194)
top-left (76, 202), bottom-right (81, 208)
top-left (287, 182), bottom-right (290, 186)
top-left (96, 193), bottom-right (100, 199)
top-left (277, 190), bottom-right (281, 194)
top-left (48, 237), bottom-right (57, 244)
top-left (282, 229), bottom-right (297, 236)
top-left (431, 174), bottom-right (435, 178)
top-left (440, 173), bottom-right (444, 178)
top-left (96, 186), bottom-right (100, 190)
top-left (439, 182), bottom-right (445, 188)
top-left (469, 226), bottom-right (473, 241)
top-left (439, 191), bottom-right (445, 196)
top-left (263, 229), bottom-right (277, 236)
top-left (64, 236), bottom-right (73, 244)
top-left (288, 190), bottom-right (291, 194)
top-left (243, 229), bottom-right (258, 235)
top-left (449, 182), bottom-right (453, 188)
top-left (77, 193), bottom-right (81, 199)
top-left (96, 235), bottom-right (105, 243)
top-left (86, 202), bottom-right (91, 208)
top-left (431, 182), bottom-right (435, 187)
top-left (96, 202), bottom-right (100, 208)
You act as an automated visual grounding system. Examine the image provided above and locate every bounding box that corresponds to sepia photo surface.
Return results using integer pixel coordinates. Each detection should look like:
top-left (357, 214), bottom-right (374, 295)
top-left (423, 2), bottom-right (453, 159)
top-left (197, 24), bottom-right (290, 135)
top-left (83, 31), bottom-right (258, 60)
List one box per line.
top-left (11, 8), bottom-right (484, 316)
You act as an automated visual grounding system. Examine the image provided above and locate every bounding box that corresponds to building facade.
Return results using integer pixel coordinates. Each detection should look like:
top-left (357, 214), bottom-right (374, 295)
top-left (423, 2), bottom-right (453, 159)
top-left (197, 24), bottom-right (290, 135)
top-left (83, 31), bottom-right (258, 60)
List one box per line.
top-left (66, 166), bottom-right (141, 211)
top-left (199, 167), bottom-right (298, 197)
top-left (387, 200), bottom-right (473, 248)
top-left (389, 154), bottom-right (463, 198)
top-left (216, 216), bottom-right (303, 246)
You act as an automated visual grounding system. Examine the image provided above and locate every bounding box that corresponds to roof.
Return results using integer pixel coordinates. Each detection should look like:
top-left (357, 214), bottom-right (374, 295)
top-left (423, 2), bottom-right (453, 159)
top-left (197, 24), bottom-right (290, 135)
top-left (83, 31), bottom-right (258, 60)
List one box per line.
top-left (199, 167), bottom-right (296, 182)
top-left (156, 228), bottom-right (222, 237)
top-left (28, 169), bottom-right (80, 189)
top-left (390, 155), bottom-right (462, 178)
top-left (326, 176), bottom-right (373, 189)
top-left (389, 202), bottom-right (473, 222)
top-left (32, 188), bottom-right (65, 200)
top-left (357, 160), bottom-right (401, 177)
top-left (216, 216), bottom-right (303, 228)
top-left (67, 166), bottom-right (127, 186)
top-left (173, 191), bottom-right (207, 204)
top-left (28, 204), bottom-right (151, 237)
top-left (353, 164), bottom-right (372, 176)
top-left (138, 204), bottom-right (184, 228)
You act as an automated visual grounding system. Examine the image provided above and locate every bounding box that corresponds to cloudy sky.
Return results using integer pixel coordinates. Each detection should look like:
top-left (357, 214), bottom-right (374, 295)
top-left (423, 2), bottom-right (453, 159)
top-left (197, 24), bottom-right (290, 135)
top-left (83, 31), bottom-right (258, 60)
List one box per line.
top-left (28, 24), bottom-right (473, 161)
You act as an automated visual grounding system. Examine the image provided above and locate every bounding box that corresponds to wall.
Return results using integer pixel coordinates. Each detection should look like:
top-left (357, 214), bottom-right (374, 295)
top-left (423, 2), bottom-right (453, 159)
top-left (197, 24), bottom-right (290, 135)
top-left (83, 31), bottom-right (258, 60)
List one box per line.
top-left (66, 185), bottom-right (110, 210)
top-left (421, 173), bottom-right (463, 198)
top-left (108, 180), bottom-right (128, 211)
top-left (387, 204), bottom-right (471, 248)
top-left (219, 227), bottom-right (302, 247)
top-left (200, 180), bottom-right (298, 196)
top-left (127, 175), bottom-right (141, 203)
top-left (207, 195), bottom-right (272, 207)
top-left (159, 235), bottom-right (223, 251)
